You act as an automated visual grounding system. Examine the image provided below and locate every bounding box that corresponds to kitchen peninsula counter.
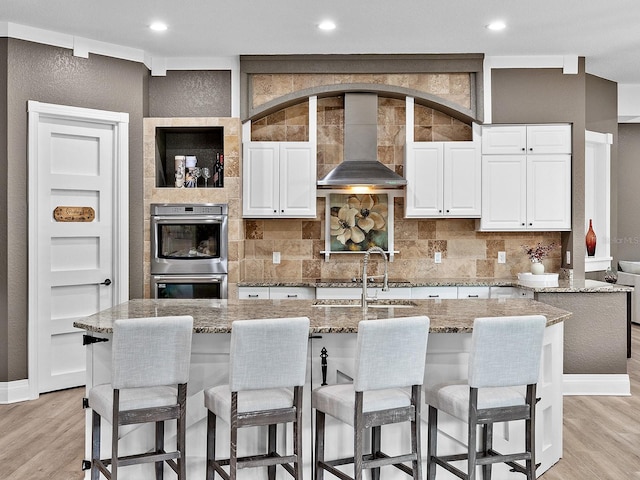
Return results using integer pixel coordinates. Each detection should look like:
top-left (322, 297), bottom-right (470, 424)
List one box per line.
top-left (74, 297), bottom-right (571, 334)
top-left (75, 297), bottom-right (568, 480)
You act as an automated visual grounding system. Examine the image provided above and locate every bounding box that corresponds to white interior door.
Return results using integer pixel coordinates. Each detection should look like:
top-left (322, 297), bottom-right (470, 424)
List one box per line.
top-left (28, 102), bottom-right (129, 396)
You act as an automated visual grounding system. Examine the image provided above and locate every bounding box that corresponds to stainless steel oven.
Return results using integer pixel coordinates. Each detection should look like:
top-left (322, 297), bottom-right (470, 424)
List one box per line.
top-left (151, 203), bottom-right (228, 275)
top-left (151, 274), bottom-right (228, 299)
top-left (151, 203), bottom-right (228, 299)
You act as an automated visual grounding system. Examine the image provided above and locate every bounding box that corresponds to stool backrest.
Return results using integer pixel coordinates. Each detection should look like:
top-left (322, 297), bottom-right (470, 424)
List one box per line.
top-left (354, 316), bottom-right (430, 392)
top-left (468, 315), bottom-right (546, 389)
top-left (112, 316), bottom-right (194, 389)
top-left (229, 317), bottom-right (310, 391)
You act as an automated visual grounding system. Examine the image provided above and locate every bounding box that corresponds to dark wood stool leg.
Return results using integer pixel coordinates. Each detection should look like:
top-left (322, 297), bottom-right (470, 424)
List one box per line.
top-left (482, 424), bottom-right (493, 480)
top-left (293, 386), bottom-right (303, 480)
top-left (230, 392), bottom-right (238, 480)
top-left (268, 424), bottom-right (277, 480)
top-left (111, 390), bottom-right (120, 480)
top-left (155, 421), bottom-right (165, 480)
top-left (315, 410), bottom-right (325, 480)
top-left (371, 425), bottom-right (381, 480)
top-left (526, 385), bottom-right (537, 480)
top-left (177, 385), bottom-right (187, 480)
top-left (412, 386), bottom-right (423, 480)
top-left (206, 411), bottom-right (216, 480)
top-left (468, 388), bottom-right (478, 480)
top-left (354, 392), bottom-right (364, 480)
top-left (91, 410), bottom-right (101, 480)
top-left (427, 406), bottom-right (437, 480)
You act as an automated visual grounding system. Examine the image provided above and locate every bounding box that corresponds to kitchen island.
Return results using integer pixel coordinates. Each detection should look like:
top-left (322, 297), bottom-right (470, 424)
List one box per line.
top-left (75, 298), bottom-right (570, 480)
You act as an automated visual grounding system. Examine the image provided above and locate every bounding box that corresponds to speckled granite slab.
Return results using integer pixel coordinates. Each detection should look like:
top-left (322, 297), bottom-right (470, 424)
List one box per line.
top-left (74, 298), bottom-right (572, 334)
top-left (238, 277), bottom-right (632, 292)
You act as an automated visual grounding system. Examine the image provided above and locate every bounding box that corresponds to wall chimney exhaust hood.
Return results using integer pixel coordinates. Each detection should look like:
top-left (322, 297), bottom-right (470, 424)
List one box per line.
top-left (317, 93), bottom-right (407, 189)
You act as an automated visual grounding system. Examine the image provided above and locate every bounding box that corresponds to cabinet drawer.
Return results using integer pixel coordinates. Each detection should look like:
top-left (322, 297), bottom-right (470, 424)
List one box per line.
top-left (457, 286), bottom-right (490, 299)
top-left (490, 286), bottom-right (534, 299)
top-left (269, 287), bottom-right (315, 300)
top-left (411, 287), bottom-right (458, 299)
top-left (238, 287), bottom-right (269, 299)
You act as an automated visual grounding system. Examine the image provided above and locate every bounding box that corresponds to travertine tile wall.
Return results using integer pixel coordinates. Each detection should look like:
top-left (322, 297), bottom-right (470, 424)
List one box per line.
top-left (144, 74), bottom-right (562, 298)
top-left (246, 90), bottom-right (561, 281)
top-left (143, 117), bottom-right (243, 298)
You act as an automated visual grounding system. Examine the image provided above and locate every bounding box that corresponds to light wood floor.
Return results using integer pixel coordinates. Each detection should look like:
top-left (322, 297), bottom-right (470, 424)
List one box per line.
top-left (2, 326), bottom-right (640, 480)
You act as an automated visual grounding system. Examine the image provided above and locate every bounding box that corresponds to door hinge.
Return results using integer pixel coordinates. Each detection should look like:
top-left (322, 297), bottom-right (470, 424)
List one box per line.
top-left (83, 334), bottom-right (109, 346)
top-left (82, 397), bottom-right (90, 409)
top-left (82, 460), bottom-right (91, 471)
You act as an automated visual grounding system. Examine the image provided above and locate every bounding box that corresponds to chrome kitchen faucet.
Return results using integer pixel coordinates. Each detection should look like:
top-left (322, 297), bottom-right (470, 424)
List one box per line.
top-left (361, 246), bottom-right (389, 312)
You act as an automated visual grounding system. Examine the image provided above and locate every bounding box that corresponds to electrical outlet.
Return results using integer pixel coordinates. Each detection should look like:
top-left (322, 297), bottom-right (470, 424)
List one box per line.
top-left (566, 250), bottom-right (571, 265)
top-left (273, 252), bottom-right (281, 264)
top-left (434, 252), bottom-right (442, 264)
top-left (498, 251), bottom-right (506, 264)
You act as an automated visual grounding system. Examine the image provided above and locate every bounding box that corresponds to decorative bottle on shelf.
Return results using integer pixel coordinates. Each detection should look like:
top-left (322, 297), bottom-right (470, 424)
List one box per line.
top-left (586, 219), bottom-right (597, 257)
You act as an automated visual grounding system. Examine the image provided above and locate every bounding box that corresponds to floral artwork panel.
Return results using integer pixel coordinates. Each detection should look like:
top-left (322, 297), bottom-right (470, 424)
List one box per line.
top-left (329, 193), bottom-right (388, 252)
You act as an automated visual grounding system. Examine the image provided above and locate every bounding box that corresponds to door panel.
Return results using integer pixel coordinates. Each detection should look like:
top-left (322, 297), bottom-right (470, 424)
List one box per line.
top-left (36, 117), bottom-right (114, 393)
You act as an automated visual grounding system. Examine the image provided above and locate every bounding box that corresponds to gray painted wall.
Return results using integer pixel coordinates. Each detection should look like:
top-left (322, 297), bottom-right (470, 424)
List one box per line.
top-left (0, 39), bottom-right (8, 382)
top-left (1, 39), bottom-right (149, 382)
top-left (491, 62), bottom-right (588, 278)
top-left (148, 70), bottom-right (231, 117)
top-left (617, 124), bottom-right (640, 262)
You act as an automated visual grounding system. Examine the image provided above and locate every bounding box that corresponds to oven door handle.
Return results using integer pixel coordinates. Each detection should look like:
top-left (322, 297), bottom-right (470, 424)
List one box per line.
top-left (152, 215), bottom-right (226, 223)
top-left (153, 275), bottom-right (224, 283)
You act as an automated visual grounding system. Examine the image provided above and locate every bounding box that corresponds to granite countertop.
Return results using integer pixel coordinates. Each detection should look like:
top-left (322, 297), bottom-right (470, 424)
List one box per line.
top-left (238, 277), bottom-right (632, 293)
top-left (74, 298), bottom-right (572, 334)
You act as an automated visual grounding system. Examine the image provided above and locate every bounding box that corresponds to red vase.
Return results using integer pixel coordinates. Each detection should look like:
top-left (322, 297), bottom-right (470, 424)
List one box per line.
top-left (586, 219), bottom-right (597, 257)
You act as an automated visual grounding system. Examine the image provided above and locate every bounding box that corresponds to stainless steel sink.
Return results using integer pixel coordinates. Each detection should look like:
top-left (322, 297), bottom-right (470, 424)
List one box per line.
top-left (311, 299), bottom-right (418, 308)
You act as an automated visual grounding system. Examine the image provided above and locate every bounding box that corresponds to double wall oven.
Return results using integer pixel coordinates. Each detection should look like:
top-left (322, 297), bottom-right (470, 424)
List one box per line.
top-left (151, 203), bottom-right (228, 299)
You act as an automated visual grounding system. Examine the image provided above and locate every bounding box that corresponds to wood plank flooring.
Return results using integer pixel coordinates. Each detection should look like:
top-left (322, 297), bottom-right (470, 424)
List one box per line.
top-left (2, 326), bottom-right (640, 480)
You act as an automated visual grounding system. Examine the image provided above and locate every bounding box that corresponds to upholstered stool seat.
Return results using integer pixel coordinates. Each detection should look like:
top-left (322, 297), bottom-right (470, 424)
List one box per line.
top-left (89, 315), bottom-right (193, 480)
top-left (204, 316), bottom-right (310, 480)
top-left (313, 315), bottom-right (430, 480)
top-left (425, 315), bottom-right (546, 480)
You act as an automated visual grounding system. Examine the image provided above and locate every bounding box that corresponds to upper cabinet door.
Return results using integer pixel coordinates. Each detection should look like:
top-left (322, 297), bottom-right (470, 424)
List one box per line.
top-left (526, 125), bottom-right (572, 154)
top-left (242, 142), bottom-right (280, 217)
top-left (481, 124), bottom-right (571, 155)
top-left (444, 142), bottom-right (481, 217)
top-left (242, 141), bottom-right (316, 218)
top-left (404, 142), bottom-right (444, 217)
top-left (480, 155), bottom-right (527, 230)
top-left (279, 142), bottom-right (316, 217)
top-left (481, 125), bottom-right (527, 154)
top-left (526, 154), bottom-right (571, 230)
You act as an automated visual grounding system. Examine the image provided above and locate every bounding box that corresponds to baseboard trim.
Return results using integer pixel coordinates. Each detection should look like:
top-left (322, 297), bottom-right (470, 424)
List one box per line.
top-left (563, 374), bottom-right (631, 396)
top-left (0, 379), bottom-right (32, 404)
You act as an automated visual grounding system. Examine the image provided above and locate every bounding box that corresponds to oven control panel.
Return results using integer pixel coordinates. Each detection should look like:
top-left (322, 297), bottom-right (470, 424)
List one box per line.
top-left (151, 203), bottom-right (228, 216)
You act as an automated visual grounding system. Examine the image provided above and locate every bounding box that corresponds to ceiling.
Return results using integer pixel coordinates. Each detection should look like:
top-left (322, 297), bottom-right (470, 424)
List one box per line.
top-left (3, 0), bottom-right (640, 85)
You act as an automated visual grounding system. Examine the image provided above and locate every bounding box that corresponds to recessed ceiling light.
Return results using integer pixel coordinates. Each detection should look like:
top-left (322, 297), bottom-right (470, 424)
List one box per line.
top-left (150, 22), bottom-right (168, 32)
top-left (486, 21), bottom-right (506, 31)
top-left (318, 20), bottom-right (336, 31)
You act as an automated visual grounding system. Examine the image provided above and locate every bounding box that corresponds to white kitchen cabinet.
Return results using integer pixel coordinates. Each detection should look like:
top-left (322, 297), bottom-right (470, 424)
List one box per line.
top-left (457, 286), bottom-right (490, 299)
top-left (242, 141), bottom-right (316, 218)
top-left (479, 124), bottom-right (571, 231)
top-left (238, 286), bottom-right (270, 299)
top-left (489, 286), bottom-right (534, 299)
top-left (269, 286), bottom-right (315, 300)
top-left (481, 124), bottom-right (571, 155)
top-left (405, 141), bottom-right (481, 218)
top-left (239, 286), bottom-right (316, 300)
top-left (315, 287), bottom-right (412, 300)
top-left (411, 286), bottom-right (458, 299)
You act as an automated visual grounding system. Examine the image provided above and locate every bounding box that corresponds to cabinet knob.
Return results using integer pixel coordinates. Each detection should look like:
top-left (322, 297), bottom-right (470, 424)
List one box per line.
top-left (529, 147), bottom-right (533, 151)
top-left (529, 223), bottom-right (533, 226)
top-left (281, 209), bottom-right (284, 213)
top-left (521, 223), bottom-right (525, 226)
top-left (521, 147), bottom-right (526, 151)
top-left (273, 209), bottom-right (277, 213)
top-left (446, 209), bottom-right (450, 213)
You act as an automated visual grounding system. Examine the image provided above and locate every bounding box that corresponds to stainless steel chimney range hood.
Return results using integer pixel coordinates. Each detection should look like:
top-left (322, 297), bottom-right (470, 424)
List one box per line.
top-left (317, 93), bottom-right (407, 189)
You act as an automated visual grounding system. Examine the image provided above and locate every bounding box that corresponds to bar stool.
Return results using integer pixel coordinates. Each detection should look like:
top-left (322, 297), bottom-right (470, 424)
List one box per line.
top-left (204, 316), bottom-right (310, 480)
top-left (424, 315), bottom-right (547, 480)
top-left (313, 315), bottom-right (430, 480)
top-left (88, 315), bottom-right (194, 480)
